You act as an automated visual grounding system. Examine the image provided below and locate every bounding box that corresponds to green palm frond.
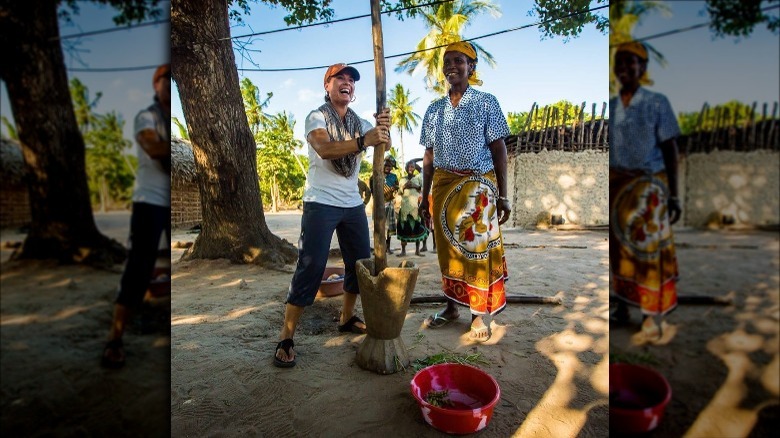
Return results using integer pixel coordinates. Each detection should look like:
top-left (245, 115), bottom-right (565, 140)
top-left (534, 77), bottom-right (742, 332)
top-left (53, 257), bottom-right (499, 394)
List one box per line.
top-left (396, 0), bottom-right (502, 95)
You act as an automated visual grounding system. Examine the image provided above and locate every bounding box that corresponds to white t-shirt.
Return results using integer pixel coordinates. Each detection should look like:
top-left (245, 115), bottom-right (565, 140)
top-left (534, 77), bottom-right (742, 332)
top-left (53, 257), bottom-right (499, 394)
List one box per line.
top-left (302, 109), bottom-right (373, 208)
top-left (132, 108), bottom-right (170, 207)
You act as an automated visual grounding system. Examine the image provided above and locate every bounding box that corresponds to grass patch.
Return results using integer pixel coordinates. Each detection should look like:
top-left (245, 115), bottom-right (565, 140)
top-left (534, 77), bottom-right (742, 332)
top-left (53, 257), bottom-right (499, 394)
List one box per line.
top-left (609, 351), bottom-right (661, 367)
top-left (408, 332), bottom-right (425, 350)
top-left (412, 350), bottom-right (490, 372)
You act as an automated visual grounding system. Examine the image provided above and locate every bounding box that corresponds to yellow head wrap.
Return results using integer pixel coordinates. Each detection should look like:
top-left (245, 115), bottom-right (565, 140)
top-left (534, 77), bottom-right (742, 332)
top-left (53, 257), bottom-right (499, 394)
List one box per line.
top-left (444, 41), bottom-right (483, 86)
top-left (614, 41), bottom-right (653, 86)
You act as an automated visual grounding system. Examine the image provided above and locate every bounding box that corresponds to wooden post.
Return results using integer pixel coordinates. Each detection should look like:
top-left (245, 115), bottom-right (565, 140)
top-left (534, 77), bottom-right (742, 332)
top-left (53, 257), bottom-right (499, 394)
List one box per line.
top-left (748, 101), bottom-right (757, 149)
top-left (767, 102), bottom-right (778, 150)
top-left (578, 101), bottom-right (586, 147)
top-left (595, 102), bottom-right (606, 149)
top-left (590, 102), bottom-right (596, 148)
top-left (370, 0), bottom-right (387, 274)
top-left (759, 102), bottom-right (768, 148)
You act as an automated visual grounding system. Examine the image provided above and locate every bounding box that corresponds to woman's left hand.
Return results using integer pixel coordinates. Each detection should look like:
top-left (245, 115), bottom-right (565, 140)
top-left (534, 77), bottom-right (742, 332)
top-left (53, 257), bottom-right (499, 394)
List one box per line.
top-left (497, 198), bottom-right (511, 225)
top-left (374, 108), bottom-right (391, 128)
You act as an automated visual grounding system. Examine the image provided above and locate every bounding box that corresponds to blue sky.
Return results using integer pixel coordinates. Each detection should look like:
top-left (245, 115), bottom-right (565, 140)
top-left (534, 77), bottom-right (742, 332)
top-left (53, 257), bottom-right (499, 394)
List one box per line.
top-left (0, 2), bottom-right (169, 145)
top-left (626, 1), bottom-right (779, 113)
top-left (170, 0), bottom-right (609, 164)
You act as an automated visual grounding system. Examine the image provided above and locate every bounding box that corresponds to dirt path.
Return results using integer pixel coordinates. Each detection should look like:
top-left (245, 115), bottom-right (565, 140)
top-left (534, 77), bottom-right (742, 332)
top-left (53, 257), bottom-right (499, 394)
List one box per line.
top-left (609, 230), bottom-right (779, 437)
top-left (168, 212), bottom-right (610, 437)
top-left (1, 211), bottom-right (170, 437)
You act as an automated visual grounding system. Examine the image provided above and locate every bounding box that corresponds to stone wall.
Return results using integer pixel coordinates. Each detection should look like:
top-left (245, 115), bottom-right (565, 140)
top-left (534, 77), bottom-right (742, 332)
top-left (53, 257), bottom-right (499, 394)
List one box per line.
top-left (508, 150), bottom-right (609, 228)
top-left (682, 150), bottom-right (779, 227)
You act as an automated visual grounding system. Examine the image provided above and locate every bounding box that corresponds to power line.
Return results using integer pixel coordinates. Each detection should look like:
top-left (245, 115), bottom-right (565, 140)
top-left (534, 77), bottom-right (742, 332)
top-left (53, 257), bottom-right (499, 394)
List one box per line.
top-left (610, 3), bottom-right (780, 47)
top-left (54, 19), bottom-right (170, 41)
top-left (171, 0), bottom-right (454, 50)
top-left (236, 3), bottom-right (609, 72)
top-left (69, 65), bottom-right (159, 73)
top-left (228, 0), bottom-right (453, 41)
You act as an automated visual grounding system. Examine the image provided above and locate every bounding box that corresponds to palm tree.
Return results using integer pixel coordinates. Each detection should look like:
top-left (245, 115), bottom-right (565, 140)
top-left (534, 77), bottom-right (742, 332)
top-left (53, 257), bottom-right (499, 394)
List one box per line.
top-left (172, 116), bottom-right (189, 140)
top-left (240, 77), bottom-right (273, 135)
top-left (388, 83), bottom-right (421, 167)
top-left (609, 1), bottom-right (671, 94)
top-left (395, 0), bottom-right (501, 95)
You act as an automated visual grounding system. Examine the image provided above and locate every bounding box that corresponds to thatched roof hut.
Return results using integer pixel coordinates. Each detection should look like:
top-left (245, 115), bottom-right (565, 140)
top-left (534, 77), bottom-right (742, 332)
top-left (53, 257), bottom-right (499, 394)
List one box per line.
top-left (171, 137), bottom-right (197, 184)
top-left (171, 138), bottom-right (202, 229)
top-left (1, 138), bottom-right (31, 229)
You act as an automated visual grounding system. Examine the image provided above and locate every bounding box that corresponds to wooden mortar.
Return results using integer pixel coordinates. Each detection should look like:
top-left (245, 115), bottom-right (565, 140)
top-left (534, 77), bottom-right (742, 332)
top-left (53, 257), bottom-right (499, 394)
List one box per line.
top-left (355, 258), bottom-right (419, 374)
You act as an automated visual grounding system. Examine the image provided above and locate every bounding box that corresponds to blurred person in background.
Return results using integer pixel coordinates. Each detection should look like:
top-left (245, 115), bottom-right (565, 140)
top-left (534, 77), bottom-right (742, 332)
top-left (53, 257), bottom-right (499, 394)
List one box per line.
top-left (609, 42), bottom-right (682, 341)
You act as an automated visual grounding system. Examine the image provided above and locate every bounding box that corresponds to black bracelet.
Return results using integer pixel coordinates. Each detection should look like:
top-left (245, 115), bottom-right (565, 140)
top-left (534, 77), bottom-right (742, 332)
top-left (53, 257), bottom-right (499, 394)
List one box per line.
top-left (356, 135), bottom-right (366, 152)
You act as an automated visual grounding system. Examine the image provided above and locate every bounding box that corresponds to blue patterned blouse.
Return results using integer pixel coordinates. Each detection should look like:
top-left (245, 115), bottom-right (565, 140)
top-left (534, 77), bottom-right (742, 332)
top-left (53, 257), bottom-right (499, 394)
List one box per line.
top-left (609, 87), bottom-right (680, 173)
top-left (419, 87), bottom-right (509, 174)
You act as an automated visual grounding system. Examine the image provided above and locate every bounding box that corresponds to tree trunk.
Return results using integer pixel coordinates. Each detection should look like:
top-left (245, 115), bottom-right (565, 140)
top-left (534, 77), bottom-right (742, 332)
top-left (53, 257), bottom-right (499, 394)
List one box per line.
top-left (171, 0), bottom-right (296, 267)
top-left (399, 131), bottom-right (405, 169)
top-left (100, 176), bottom-right (108, 213)
top-left (0, 1), bottom-right (126, 266)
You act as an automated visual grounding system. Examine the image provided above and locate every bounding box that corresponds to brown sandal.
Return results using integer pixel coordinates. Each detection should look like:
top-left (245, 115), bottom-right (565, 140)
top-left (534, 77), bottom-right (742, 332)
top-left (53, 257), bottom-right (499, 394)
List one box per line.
top-left (101, 339), bottom-right (126, 369)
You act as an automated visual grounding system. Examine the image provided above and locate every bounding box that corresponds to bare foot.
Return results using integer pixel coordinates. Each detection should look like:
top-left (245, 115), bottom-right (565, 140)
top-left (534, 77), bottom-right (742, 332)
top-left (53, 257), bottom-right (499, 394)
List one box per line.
top-left (468, 324), bottom-right (490, 342)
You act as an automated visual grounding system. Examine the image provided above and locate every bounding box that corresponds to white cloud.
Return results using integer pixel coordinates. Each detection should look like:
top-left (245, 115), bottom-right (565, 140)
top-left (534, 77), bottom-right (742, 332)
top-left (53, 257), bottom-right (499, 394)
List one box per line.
top-left (297, 88), bottom-right (318, 104)
top-left (126, 89), bottom-right (145, 104)
top-left (281, 78), bottom-right (295, 88)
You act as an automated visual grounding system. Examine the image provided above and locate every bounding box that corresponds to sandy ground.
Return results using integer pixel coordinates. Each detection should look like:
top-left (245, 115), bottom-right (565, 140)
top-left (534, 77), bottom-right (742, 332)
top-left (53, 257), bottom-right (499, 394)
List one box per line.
top-left (0, 211), bottom-right (170, 437)
top-left (609, 229), bottom-right (780, 437)
top-left (168, 212), bottom-right (610, 437)
top-left (2, 210), bottom-right (777, 437)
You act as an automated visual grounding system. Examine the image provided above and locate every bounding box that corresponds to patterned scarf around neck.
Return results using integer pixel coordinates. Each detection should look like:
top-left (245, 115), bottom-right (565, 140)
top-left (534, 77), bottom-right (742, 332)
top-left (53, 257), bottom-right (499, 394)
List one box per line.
top-left (318, 102), bottom-right (363, 178)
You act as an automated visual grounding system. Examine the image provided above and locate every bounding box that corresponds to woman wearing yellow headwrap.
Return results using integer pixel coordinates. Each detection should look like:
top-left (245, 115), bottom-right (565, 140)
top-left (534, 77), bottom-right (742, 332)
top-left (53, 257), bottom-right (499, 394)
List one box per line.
top-left (610, 42), bottom-right (681, 343)
top-left (418, 41), bottom-right (510, 342)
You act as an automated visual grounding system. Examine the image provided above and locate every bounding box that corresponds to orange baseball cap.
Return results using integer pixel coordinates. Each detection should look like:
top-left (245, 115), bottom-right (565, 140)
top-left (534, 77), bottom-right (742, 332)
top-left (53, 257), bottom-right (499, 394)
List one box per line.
top-left (323, 63), bottom-right (360, 85)
top-left (153, 64), bottom-right (171, 84)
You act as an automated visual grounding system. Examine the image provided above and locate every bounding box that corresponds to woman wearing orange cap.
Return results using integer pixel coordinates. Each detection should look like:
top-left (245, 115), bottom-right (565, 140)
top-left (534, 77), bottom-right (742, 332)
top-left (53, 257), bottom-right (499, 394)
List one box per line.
top-left (418, 42), bottom-right (511, 342)
top-left (609, 42), bottom-right (682, 342)
top-left (274, 63), bottom-right (391, 368)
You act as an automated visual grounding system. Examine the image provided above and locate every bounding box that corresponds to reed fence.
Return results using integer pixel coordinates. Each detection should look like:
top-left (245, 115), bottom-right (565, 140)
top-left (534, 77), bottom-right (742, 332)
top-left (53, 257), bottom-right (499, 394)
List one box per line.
top-left (678, 101), bottom-right (780, 154)
top-left (506, 101), bottom-right (609, 154)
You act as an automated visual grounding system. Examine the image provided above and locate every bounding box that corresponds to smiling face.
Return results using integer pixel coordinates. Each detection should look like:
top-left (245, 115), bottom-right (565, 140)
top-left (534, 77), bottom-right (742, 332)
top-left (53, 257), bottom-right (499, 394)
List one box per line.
top-left (325, 72), bottom-right (356, 105)
top-left (443, 51), bottom-right (473, 87)
top-left (614, 51), bottom-right (646, 89)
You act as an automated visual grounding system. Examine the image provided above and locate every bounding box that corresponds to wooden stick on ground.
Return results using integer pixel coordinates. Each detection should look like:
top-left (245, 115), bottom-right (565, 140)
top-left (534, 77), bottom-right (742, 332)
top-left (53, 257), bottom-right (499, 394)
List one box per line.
top-left (609, 294), bottom-right (733, 305)
top-left (677, 294), bottom-right (733, 305)
top-left (411, 295), bottom-right (562, 305)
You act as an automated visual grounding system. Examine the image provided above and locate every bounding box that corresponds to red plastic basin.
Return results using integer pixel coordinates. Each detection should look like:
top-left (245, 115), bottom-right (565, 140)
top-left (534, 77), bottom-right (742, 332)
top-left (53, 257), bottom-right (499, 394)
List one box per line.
top-left (410, 363), bottom-right (501, 435)
top-left (610, 363), bottom-right (672, 434)
top-left (317, 266), bottom-right (345, 298)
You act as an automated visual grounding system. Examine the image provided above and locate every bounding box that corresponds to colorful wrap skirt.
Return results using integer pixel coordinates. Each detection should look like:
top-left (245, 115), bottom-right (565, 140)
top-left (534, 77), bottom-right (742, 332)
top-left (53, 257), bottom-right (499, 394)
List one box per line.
top-left (609, 168), bottom-right (679, 316)
top-left (431, 168), bottom-right (508, 316)
top-left (385, 200), bottom-right (396, 236)
top-left (397, 189), bottom-right (428, 243)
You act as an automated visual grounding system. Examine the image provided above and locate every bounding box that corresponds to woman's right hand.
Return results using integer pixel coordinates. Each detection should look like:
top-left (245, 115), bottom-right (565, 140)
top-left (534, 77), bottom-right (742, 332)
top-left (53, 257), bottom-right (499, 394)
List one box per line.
top-left (418, 200), bottom-right (432, 229)
top-left (364, 126), bottom-right (390, 147)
